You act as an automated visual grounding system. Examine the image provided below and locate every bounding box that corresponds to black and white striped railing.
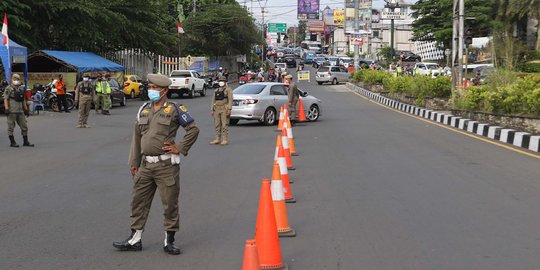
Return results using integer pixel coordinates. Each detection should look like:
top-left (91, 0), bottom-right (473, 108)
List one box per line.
top-left (347, 83), bottom-right (540, 153)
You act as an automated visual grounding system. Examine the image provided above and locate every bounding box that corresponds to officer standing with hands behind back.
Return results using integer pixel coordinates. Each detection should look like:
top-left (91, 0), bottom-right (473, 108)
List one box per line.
top-left (210, 76), bottom-right (233, 145)
top-left (3, 74), bottom-right (34, 147)
top-left (75, 75), bottom-right (95, 128)
top-left (113, 74), bottom-right (199, 255)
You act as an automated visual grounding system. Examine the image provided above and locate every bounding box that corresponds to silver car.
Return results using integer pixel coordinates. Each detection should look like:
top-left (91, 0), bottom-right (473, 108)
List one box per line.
top-left (315, 65), bottom-right (349, 85)
top-left (230, 82), bottom-right (322, 125)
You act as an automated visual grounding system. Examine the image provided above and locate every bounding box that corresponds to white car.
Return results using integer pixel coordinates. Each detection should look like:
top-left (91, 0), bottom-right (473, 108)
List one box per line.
top-left (169, 70), bottom-right (207, 98)
top-left (414, 62), bottom-right (441, 77)
top-left (315, 65), bottom-right (349, 85)
top-left (274, 63), bottom-right (288, 75)
top-left (230, 83), bottom-right (322, 125)
top-left (327, 56), bottom-right (340, 66)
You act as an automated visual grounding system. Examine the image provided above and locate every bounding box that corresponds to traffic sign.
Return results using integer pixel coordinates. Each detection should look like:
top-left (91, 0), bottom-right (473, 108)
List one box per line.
top-left (267, 23), bottom-right (287, 33)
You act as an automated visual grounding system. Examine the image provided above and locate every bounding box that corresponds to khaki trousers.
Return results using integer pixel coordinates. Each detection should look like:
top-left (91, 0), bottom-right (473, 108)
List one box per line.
top-left (213, 105), bottom-right (229, 140)
top-left (7, 113), bottom-right (28, 136)
top-left (131, 160), bottom-right (181, 231)
top-left (288, 99), bottom-right (298, 121)
top-left (78, 95), bottom-right (93, 125)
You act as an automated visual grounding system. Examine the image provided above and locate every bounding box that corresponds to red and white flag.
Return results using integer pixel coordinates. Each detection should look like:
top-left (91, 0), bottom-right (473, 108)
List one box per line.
top-left (177, 21), bottom-right (184, 34)
top-left (1, 13), bottom-right (8, 46)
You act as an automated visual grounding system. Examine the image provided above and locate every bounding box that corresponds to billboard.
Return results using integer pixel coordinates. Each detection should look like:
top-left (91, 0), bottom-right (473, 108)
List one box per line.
top-left (298, 0), bottom-right (320, 20)
top-left (334, 9), bottom-right (344, 26)
top-left (344, 0), bottom-right (372, 34)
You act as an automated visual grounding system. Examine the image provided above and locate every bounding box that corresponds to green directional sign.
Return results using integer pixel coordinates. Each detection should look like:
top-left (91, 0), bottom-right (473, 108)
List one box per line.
top-left (267, 23), bottom-right (287, 33)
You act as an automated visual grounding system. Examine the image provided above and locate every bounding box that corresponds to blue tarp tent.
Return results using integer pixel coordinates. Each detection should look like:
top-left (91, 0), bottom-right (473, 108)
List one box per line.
top-left (0, 38), bottom-right (28, 85)
top-left (28, 50), bottom-right (124, 73)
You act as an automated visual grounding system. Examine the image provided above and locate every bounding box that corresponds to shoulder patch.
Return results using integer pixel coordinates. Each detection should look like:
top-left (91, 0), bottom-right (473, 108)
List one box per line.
top-left (164, 104), bottom-right (172, 113)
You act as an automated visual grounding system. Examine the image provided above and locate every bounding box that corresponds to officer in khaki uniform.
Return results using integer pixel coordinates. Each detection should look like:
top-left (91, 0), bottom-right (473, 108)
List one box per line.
top-left (113, 74), bottom-right (199, 255)
top-left (210, 76), bottom-right (233, 145)
top-left (3, 74), bottom-right (34, 147)
top-left (75, 76), bottom-right (95, 128)
top-left (285, 74), bottom-right (300, 123)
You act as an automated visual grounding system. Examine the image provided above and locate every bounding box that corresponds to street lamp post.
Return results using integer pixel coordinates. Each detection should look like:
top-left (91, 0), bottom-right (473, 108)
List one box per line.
top-left (384, 0), bottom-right (399, 62)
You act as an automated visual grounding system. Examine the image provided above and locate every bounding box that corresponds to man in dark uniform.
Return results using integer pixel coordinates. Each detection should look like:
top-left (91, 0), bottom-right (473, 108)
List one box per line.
top-left (3, 74), bottom-right (34, 147)
top-left (113, 74), bottom-right (199, 255)
top-left (285, 74), bottom-right (300, 124)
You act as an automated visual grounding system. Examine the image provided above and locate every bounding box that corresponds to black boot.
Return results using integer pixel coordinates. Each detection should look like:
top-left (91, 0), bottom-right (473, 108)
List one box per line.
top-left (9, 136), bottom-right (19, 148)
top-left (23, 136), bottom-right (34, 147)
top-left (163, 231), bottom-right (181, 255)
top-left (113, 229), bottom-right (143, 251)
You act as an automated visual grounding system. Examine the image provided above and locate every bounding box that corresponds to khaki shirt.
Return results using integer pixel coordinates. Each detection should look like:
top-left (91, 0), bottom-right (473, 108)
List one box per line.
top-left (211, 86), bottom-right (233, 111)
top-left (3, 85), bottom-right (26, 113)
top-left (129, 101), bottom-right (200, 167)
top-left (287, 81), bottom-right (300, 104)
top-left (75, 81), bottom-right (95, 101)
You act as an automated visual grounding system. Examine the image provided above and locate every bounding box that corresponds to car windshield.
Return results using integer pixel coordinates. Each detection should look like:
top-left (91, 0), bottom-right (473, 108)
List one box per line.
top-left (328, 57), bottom-right (338, 61)
top-left (426, 64), bottom-right (439, 70)
top-left (318, 66), bottom-right (330, 72)
top-left (234, 84), bottom-right (266, 95)
top-left (341, 59), bottom-right (352, 63)
top-left (170, 71), bottom-right (191, 77)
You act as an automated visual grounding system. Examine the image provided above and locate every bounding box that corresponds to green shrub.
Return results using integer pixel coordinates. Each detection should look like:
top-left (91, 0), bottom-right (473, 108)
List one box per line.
top-left (518, 62), bottom-right (540, 73)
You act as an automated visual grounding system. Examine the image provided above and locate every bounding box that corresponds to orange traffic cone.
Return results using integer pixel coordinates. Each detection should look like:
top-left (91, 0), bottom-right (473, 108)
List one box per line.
top-left (277, 146), bottom-right (296, 203)
top-left (285, 117), bottom-right (298, 156)
top-left (242, 239), bottom-right (261, 270)
top-left (271, 168), bottom-right (296, 237)
top-left (276, 105), bottom-right (284, 132)
top-left (281, 122), bottom-right (295, 170)
top-left (297, 98), bottom-right (307, 122)
top-left (255, 179), bottom-right (287, 270)
top-left (274, 135), bottom-right (282, 163)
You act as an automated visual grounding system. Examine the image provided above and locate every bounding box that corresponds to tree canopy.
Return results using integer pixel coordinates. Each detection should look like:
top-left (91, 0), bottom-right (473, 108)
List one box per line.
top-left (0, 0), bottom-right (258, 56)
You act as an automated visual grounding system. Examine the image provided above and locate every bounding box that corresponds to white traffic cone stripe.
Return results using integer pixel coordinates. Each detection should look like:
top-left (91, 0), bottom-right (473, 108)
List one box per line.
top-left (281, 133), bottom-right (290, 149)
top-left (271, 180), bottom-right (286, 201)
top-left (287, 127), bottom-right (294, 139)
top-left (277, 157), bottom-right (288, 175)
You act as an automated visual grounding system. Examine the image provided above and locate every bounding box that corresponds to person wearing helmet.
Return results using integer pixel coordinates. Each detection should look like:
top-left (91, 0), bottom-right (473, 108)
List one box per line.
top-left (210, 76), bottom-right (233, 145)
top-left (3, 74), bottom-right (34, 147)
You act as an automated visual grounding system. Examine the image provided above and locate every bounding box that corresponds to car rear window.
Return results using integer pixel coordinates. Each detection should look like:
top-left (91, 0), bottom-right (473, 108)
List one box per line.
top-left (234, 84), bottom-right (266, 95)
top-left (170, 71), bottom-right (191, 77)
top-left (318, 66), bottom-right (330, 72)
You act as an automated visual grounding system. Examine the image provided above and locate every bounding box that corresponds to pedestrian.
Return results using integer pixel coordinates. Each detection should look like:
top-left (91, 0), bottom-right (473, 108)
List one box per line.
top-left (54, 74), bottom-right (70, 113)
top-left (284, 74), bottom-right (300, 124)
top-left (75, 75), bottom-right (95, 128)
top-left (210, 76), bottom-right (233, 145)
top-left (95, 74), bottom-right (112, 115)
top-left (3, 74), bottom-right (34, 147)
top-left (113, 73), bottom-right (199, 255)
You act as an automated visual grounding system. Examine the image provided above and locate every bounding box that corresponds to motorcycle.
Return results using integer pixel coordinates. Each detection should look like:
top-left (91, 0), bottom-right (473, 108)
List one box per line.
top-left (34, 83), bottom-right (75, 112)
top-left (207, 76), bottom-right (220, 89)
top-left (139, 80), bottom-right (149, 101)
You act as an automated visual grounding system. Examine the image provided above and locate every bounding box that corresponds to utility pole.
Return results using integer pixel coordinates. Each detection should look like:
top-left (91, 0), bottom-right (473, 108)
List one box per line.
top-left (353, 0), bottom-right (360, 71)
top-left (451, 0), bottom-right (464, 96)
top-left (193, 0), bottom-right (196, 13)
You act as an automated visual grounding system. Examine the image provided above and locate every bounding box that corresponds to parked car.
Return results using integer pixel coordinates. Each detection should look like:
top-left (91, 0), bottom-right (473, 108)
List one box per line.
top-left (315, 65), bottom-right (349, 85)
top-left (123, 74), bottom-right (142, 99)
top-left (108, 78), bottom-right (127, 107)
top-left (396, 50), bottom-right (422, 62)
top-left (414, 62), bottom-right (441, 77)
top-left (284, 57), bottom-right (297, 68)
top-left (168, 70), bottom-right (207, 98)
top-left (230, 82), bottom-right (322, 125)
top-left (274, 63), bottom-right (288, 75)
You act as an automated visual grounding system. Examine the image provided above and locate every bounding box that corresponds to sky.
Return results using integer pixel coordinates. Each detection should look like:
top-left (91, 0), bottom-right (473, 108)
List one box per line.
top-left (237, 0), bottom-right (417, 27)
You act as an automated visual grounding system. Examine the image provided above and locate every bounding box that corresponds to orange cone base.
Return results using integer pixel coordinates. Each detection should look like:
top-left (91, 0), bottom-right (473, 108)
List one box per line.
top-left (261, 264), bottom-right (288, 270)
top-left (287, 166), bottom-right (296, 171)
top-left (285, 198), bottom-right (296, 203)
top-left (278, 228), bottom-right (296, 238)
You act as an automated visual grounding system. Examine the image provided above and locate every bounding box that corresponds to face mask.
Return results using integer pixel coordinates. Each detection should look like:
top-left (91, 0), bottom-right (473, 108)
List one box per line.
top-left (218, 82), bottom-right (225, 87)
top-left (148, 89), bottom-right (162, 102)
top-left (13, 80), bottom-right (21, 86)
top-left (83, 77), bottom-right (89, 81)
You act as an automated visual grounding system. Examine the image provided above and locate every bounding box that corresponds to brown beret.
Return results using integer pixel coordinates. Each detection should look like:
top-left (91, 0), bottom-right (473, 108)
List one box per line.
top-left (147, 73), bottom-right (172, 88)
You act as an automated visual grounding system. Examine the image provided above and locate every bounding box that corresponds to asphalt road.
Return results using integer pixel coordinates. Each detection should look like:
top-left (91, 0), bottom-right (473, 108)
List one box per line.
top-left (0, 66), bottom-right (539, 270)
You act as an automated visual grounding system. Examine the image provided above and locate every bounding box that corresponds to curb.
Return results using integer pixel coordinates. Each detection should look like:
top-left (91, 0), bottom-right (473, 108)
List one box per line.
top-left (346, 83), bottom-right (540, 153)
